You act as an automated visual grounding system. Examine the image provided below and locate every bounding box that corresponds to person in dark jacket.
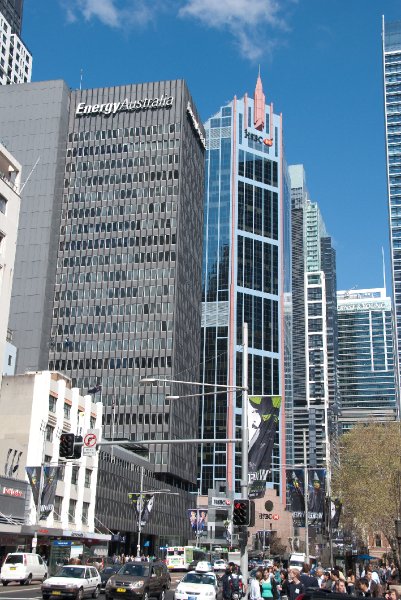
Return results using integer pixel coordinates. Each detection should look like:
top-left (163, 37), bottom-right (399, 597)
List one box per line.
top-left (300, 564), bottom-right (319, 589)
top-left (288, 569), bottom-right (305, 600)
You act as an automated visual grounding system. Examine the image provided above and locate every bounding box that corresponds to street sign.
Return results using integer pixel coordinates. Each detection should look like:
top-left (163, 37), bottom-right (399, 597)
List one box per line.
top-left (211, 497), bottom-right (232, 507)
top-left (82, 429), bottom-right (99, 457)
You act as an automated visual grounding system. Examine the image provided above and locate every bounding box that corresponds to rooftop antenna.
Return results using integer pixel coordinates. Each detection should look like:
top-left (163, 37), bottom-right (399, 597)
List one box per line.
top-left (20, 156), bottom-right (40, 193)
top-left (79, 68), bottom-right (83, 91)
top-left (382, 246), bottom-right (387, 293)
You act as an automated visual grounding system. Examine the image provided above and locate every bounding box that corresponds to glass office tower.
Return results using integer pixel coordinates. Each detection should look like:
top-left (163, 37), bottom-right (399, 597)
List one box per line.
top-left (383, 18), bottom-right (401, 415)
top-left (289, 165), bottom-right (338, 472)
top-left (0, 0), bottom-right (23, 35)
top-left (199, 74), bottom-right (291, 496)
top-left (337, 288), bottom-right (396, 433)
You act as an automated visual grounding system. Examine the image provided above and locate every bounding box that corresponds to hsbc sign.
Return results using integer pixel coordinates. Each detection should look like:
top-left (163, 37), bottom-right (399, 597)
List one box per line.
top-left (259, 512), bottom-right (279, 520)
top-left (211, 497), bottom-right (232, 507)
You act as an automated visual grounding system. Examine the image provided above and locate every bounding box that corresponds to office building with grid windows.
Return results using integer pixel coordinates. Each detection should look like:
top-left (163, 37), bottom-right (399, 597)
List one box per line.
top-left (199, 73), bottom-right (291, 497)
top-left (289, 164), bottom-right (339, 473)
top-left (383, 18), bottom-right (401, 415)
top-left (0, 3), bottom-right (31, 85)
top-left (0, 79), bottom-right (205, 546)
top-left (0, 0), bottom-right (23, 35)
top-left (337, 288), bottom-right (396, 433)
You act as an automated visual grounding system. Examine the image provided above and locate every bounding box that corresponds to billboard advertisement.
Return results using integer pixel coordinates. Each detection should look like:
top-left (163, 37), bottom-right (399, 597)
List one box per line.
top-left (248, 395), bottom-right (282, 499)
top-left (286, 468), bottom-right (326, 527)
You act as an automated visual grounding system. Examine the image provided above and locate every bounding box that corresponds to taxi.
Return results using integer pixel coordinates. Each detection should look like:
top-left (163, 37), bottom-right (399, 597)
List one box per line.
top-left (175, 562), bottom-right (219, 600)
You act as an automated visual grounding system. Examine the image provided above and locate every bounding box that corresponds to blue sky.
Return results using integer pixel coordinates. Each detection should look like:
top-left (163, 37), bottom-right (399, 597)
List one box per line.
top-left (23, 0), bottom-right (401, 291)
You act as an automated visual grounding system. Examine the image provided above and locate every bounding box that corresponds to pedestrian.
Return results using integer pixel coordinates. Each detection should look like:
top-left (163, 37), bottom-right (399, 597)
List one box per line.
top-left (261, 568), bottom-right (277, 600)
top-left (347, 569), bottom-right (356, 595)
top-left (335, 580), bottom-right (348, 594)
top-left (315, 568), bottom-right (324, 589)
top-left (366, 571), bottom-right (382, 597)
top-left (288, 569), bottom-right (305, 600)
top-left (358, 577), bottom-right (371, 597)
top-left (249, 570), bottom-right (263, 600)
top-left (278, 570), bottom-right (290, 600)
top-left (300, 563), bottom-right (319, 588)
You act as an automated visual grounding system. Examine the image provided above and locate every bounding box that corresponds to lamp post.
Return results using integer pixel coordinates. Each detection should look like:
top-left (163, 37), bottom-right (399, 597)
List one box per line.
top-left (129, 465), bottom-right (179, 558)
top-left (140, 322), bottom-right (249, 582)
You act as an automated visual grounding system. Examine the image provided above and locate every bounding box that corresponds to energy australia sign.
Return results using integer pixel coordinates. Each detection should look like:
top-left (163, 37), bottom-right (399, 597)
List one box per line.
top-left (76, 94), bottom-right (174, 117)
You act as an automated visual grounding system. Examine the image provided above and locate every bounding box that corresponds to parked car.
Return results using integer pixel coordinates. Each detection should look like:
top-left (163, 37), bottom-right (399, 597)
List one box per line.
top-left (105, 561), bottom-right (170, 600)
top-left (100, 567), bottom-right (122, 592)
top-left (41, 565), bottom-right (101, 599)
top-left (1, 552), bottom-right (48, 585)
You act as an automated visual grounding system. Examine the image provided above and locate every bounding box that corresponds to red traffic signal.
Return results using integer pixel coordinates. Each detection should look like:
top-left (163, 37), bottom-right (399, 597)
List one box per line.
top-left (233, 499), bottom-right (255, 526)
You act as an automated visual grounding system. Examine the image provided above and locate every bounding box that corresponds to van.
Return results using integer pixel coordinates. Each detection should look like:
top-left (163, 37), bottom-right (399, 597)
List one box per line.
top-left (1, 552), bottom-right (47, 585)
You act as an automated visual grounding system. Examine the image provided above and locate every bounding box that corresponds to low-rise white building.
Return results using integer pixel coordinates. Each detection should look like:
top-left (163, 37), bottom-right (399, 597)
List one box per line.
top-left (0, 371), bottom-right (109, 560)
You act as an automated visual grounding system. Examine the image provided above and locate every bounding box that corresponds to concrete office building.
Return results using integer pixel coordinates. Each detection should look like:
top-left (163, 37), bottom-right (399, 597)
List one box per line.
top-left (383, 18), bottom-right (401, 415)
top-left (0, 79), bottom-right (205, 546)
top-left (289, 164), bottom-right (338, 473)
top-left (0, 8), bottom-right (31, 85)
top-left (0, 0), bottom-right (23, 35)
top-left (0, 142), bottom-right (21, 391)
top-left (337, 288), bottom-right (396, 433)
top-left (199, 73), bottom-right (291, 497)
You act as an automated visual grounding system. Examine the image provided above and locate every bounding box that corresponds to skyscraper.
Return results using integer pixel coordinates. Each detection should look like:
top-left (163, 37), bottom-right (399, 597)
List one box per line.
top-left (0, 1), bottom-right (31, 85)
top-left (0, 0), bottom-right (23, 35)
top-left (337, 288), bottom-right (396, 433)
top-left (199, 73), bottom-right (291, 496)
top-left (382, 17), bottom-right (401, 415)
top-left (289, 165), bottom-right (338, 472)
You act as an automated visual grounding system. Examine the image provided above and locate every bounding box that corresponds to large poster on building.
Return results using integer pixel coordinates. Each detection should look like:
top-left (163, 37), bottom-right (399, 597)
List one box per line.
top-left (188, 509), bottom-right (208, 536)
top-left (248, 395), bottom-right (281, 499)
top-left (26, 466), bottom-right (63, 520)
top-left (286, 469), bottom-right (326, 526)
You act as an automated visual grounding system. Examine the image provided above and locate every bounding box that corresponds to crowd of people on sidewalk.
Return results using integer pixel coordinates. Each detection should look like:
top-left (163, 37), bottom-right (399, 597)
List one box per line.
top-left (247, 561), bottom-right (401, 599)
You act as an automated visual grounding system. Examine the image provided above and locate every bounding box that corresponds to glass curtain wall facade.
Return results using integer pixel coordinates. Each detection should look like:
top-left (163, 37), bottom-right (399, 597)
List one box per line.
top-left (199, 75), bottom-right (290, 496)
top-left (337, 288), bottom-right (396, 433)
top-left (289, 165), bottom-right (338, 472)
top-left (48, 80), bottom-right (205, 488)
top-left (383, 18), bottom-right (401, 416)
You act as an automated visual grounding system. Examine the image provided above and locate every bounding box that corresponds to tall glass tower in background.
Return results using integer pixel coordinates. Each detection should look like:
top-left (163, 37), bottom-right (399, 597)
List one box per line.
top-left (337, 288), bottom-right (396, 433)
top-left (199, 73), bottom-right (291, 497)
top-left (383, 17), bottom-right (401, 416)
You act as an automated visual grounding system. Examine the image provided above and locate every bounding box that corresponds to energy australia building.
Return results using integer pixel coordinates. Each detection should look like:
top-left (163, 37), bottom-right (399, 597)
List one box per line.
top-left (0, 79), bottom-right (205, 548)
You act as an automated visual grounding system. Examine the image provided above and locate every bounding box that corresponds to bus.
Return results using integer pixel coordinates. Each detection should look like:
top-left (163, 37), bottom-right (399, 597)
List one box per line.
top-left (165, 546), bottom-right (206, 571)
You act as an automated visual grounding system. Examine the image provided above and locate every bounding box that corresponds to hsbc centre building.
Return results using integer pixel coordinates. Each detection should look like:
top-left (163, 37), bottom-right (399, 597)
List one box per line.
top-left (0, 79), bottom-right (205, 548)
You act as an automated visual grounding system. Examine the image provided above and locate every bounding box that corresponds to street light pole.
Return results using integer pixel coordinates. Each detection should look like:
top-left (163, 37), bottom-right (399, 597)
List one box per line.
top-left (136, 466), bottom-right (144, 559)
top-left (240, 322), bottom-right (249, 584)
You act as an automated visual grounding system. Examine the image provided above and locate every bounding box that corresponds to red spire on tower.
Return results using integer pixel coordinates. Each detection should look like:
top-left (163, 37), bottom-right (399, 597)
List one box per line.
top-left (254, 66), bottom-right (265, 131)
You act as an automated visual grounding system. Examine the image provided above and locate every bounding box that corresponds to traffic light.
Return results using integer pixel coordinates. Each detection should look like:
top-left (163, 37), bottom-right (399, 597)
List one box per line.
top-left (73, 435), bottom-right (83, 459)
top-left (59, 433), bottom-right (75, 458)
top-left (233, 499), bottom-right (255, 526)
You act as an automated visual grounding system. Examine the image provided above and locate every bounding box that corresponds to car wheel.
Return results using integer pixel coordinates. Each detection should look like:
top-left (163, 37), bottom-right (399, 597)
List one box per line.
top-left (76, 587), bottom-right (84, 600)
top-left (24, 574), bottom-right (32, 585)
top-left (2, 581), bottom-right (8, 586)
top-left (93, 586), bottom-right (101, 598)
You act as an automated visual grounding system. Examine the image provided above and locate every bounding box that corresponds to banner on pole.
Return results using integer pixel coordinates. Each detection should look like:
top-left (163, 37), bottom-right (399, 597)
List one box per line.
top-left (26, 466), bottom-right (63, 520)
top-left (129, 493), bottom-right (155, 526)
top-left (248, 395), bottom-right (281, 499)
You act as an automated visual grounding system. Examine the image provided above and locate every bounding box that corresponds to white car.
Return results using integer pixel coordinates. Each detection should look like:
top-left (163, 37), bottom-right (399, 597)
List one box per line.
top-left (213, 560), bottom-right (227, 572)
top-left (175, 570), bottom-right (219, 600)
top-left (1, 552), bottom-right (47, 585)
top-left (41, 565), bottom-right (101, 600)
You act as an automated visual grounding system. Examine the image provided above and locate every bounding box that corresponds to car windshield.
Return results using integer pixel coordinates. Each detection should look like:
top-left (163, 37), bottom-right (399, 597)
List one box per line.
top-left (5, 555), bottom-right (23, 564)
top-left (182, 573), bottom-right (215, 585)
top-left (102, 567), bottom-right (119, 575)
top-left (119, 565), bottom-right (150, 577)
top-left (56, 567), bottom-right (86, 579)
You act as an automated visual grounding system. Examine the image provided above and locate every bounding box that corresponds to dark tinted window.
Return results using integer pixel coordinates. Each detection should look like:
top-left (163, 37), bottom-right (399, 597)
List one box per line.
top-left (5, 555), bottom-right (23, 564)
top-left (119, 564), bottom-right (150, 577)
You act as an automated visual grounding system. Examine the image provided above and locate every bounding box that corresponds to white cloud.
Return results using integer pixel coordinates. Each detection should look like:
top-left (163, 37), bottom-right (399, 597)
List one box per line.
top-left (179, 0), bottom-right (291, 60)
top-left (63, 0), bottom-right (156, 29)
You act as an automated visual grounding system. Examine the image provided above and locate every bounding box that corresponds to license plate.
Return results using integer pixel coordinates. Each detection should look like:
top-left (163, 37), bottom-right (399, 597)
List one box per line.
top-left (117, 588), bottom-right (126, 593)
top-left (51, 592), bottom-right (61, 596)
top-left (9, 567), bottom-right (16, 571)
top-left (188, 596), bottom-right (196, 600)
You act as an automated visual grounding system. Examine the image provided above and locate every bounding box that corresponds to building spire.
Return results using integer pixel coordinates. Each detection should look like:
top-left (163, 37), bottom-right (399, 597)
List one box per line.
top-left (254, 69), bottom-right (265, 131)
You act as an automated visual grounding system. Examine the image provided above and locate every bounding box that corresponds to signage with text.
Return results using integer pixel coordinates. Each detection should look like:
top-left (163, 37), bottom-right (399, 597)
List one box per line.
top-left (76, 94), bottom-right (174, 117)
top-left (2, 486), bottom-right (25, 498)
top-left (244, 128), bottom-right (273, 147)
top-left (211, 497), bottom-right (232, 507)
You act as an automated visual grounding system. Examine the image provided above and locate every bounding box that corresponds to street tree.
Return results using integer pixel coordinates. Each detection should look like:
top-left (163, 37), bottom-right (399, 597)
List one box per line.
top-left (333, 422), bottom-right (401, 567)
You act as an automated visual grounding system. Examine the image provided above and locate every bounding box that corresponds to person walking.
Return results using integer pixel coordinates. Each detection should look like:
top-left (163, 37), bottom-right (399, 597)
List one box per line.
top-left (261, 568), bottom-right (278, 600)
top-left (288, 569), bottom-right (305, 600)
top-left (250, 571), bottom-right (263, 600)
